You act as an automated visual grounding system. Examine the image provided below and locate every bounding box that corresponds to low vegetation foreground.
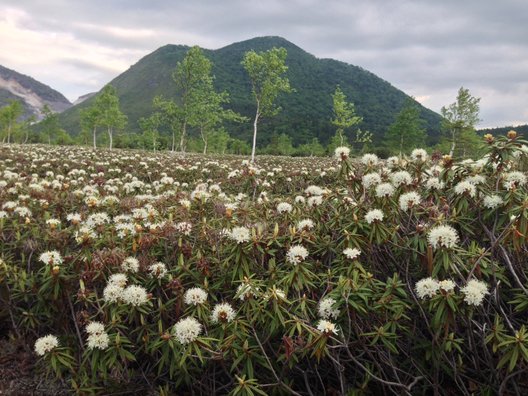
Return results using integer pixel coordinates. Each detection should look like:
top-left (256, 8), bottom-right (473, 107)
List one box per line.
top-left (1, 134), bottom-right (528, 395)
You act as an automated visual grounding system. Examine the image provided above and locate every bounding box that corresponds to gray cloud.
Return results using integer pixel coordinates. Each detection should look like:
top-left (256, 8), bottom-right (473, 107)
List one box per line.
top-left (1, 0), bottom-right (527, 127)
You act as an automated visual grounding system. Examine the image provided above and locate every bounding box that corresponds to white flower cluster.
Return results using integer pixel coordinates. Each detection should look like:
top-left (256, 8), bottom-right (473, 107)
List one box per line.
top-left (121, 257), bottom-right (139, 273)
top-left (427, 225), bottom-right (459, 249)
top-left (410, 149), bottom-right (428, 162)
top-left (399, 191), bottom-right (421, 211)
top-left (316, 319), bottom-right (339, 335)
top-left (460, 279), bottom-right (489, 306)
top-left (390, 171), bottom-right (412, 187)
top-left (229, 226), bottom-right (251, 244)
top-left (415, 277), bottom-right (455, 299)
top-left (375, 183), bottom-right (395, 198)
top-left (343, 247), bottom-right (361, 260)
top-left (39, 251), bottom-right (63, 266)
top-left (211, 303), bottom-right (236, 324)
top-left (184, 287), bottom-right (208, 305)
top-left (361, 153), bottom-right (379, 167)
top-left (173, 317), bottom-right (202, 344)
top-left (297, 219), bottom-right (314, 231)
top-left (334, 146), bottom-right (351, 160)
top-left (483, 194), bottom-right (504, 209)
top-left (415, 277), bottom-right (488, 306)
top-left (148, 262), bottom-right (168, 278)
top-left (362, 173), bottom-right (382, 189)
top-left (34, 334), bottom-right (59, 356)
top-left (318, 297), bottom-right (339, 319)
top-left (286, 245), bottom-right (309, 265)
top-left (454, 181), bottom-right (476, 198)
top-left (277, 202), bottom-right (293, 214)
top-left (86, 321), bottom-right (110, 350)
top-left (365, 209), bottom-right (384, 224)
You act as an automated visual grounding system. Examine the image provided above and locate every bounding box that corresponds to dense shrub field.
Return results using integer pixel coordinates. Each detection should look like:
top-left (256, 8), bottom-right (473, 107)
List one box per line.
top-left (1, 133), bottom-right (528, 395)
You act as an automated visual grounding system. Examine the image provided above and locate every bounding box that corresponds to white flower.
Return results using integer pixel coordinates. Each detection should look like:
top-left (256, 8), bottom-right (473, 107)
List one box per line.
top-left (316, 320), bottom-right (339, 335)
top-left (277, 202), bottom-right (293, 214)
top-left (176, 221), bottom-right (192, 236)
top-left (375, 183), bottom-right (395, 198)
top-left (149, 262), bottom-right (168, 279)
top-left (87, 332), bottom-right (110, 350)
top-left (454, 181), bottom-right (476, 198)
top-left (39, 251), bottom-right (63, 266)
top-left (399, 192), bottom-right (421, 211)
top-left (121, 257), bottom-right (139, 273)
top-left (460, 279), bottom-right (489, 306)
top-left (229, 226), bottom-right (251, 244)
top-left (286, 245), bottom-right (309, 265)
top-left (334, 146), bottom-right (351, 160)
top-left (85, 321), bottom-right (105, 335)
top-left (34, 334), bottom-right (59, 356)
top-left (184, 287), bottom-right (208, 305)
top-left (108, 273), bottom-right (128, 288)
top-left (483, 195), bottom-right (504, 209)
top-left (415, 278), bottom-right (440, 299)
top-left (410, 149), bottom-right (428, 162)
top-left (390, 171), bottom-right (412, 187)
top-left (307, 196), bottom-right (323, 207)
top-left (46, 218), bottom-right (61, 227)
top-left (466, 175), bottom-right (486, 185)
top-left (103, 283), bottom-right (124, 303)
top-left (304, 185), bottom-right (324, 196)
top-left (211, 303), bottom-right (236, 324)
top-left (173, 317), bottom-right (202, 344)
top-left (179, 199), bottom-right (191, 209)
top-left (503, 171), bottom-right (527, 190)
top-left (425, 177), bottom-right (445, 190)
top-left (343, 248), bottom-right (361, 260)
top-left (361, 153), bottom-right (379, 167)
top-left (122, 285), bottom-right (149, 306)
top-left (365, 209), bottom-right (383, 224)
top-left (318, 297), bottom-right (339, 319)
top-left (427, 225), bottom-right (459, 249)
top-left (295, 195), bottom-right (306, 204)
top-left (386, 156), bottom-right (400, 168)
top-left (297, 219), bottom-right (314, 231)
top-left (362, 173), bottom-right (382, 189)
top-left (438, 279), bottom-right (456, 293)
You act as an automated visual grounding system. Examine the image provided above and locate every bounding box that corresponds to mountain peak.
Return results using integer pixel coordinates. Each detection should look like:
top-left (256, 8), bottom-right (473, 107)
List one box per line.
top-left (58, 36), bottom-right (442, 147)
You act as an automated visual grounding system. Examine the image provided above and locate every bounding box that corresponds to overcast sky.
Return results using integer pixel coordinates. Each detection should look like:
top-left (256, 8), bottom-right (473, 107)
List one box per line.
top-left (1, 0), bottom-right (527, 128)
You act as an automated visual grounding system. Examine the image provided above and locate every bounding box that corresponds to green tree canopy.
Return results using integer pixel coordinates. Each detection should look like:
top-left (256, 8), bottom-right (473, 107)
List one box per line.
top-left (0, 100), bottom-right (23, 144)
top-left (242, 47), bottom-right (292, 162)
top-left (331, 85), bottom-right (362, 146)
top-left (385, 98), bottom-right (427, 155)
top-left (93, 85), bottom-right (127, 150)
top-left (441, 87), bottom-right (481, 158)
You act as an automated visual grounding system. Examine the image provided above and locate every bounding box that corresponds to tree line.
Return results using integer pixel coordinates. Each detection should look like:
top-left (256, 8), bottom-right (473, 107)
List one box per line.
top-left (1, 46), bottom-right (483, 159)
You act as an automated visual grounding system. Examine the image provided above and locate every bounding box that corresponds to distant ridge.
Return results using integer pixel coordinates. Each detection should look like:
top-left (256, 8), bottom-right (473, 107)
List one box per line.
top-left (0, 65), bottom-right (71, 120)
top-left (58, 36), bottom-right (443, 146)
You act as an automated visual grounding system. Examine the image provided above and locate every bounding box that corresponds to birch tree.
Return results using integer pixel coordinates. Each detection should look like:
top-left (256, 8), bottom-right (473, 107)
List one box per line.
top-left (242, 47), bottom-right (292, 162)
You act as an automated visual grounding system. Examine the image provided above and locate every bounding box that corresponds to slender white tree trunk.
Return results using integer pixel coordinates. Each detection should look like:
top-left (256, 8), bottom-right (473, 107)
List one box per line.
top-left (108, 127), bottom-right (113, 150)
top-left (449, 129), bottom-right (456, 157)
top-left (180, 122), bottom-right (187, 153)
top-left (93, 127), bottom-right (97, 149)
top-left (251, 101), bottom-right (260, 163)
top-left (171, 131), bottom-right (175, 152)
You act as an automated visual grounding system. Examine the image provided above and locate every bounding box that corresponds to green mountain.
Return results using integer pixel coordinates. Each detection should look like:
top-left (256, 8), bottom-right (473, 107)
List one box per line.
top-left (58, 36), bottom-right (442, 146)
top-left (0, 64), bottom-right (71, 120)
top-left (478, 124), bottom-right (528, 136)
